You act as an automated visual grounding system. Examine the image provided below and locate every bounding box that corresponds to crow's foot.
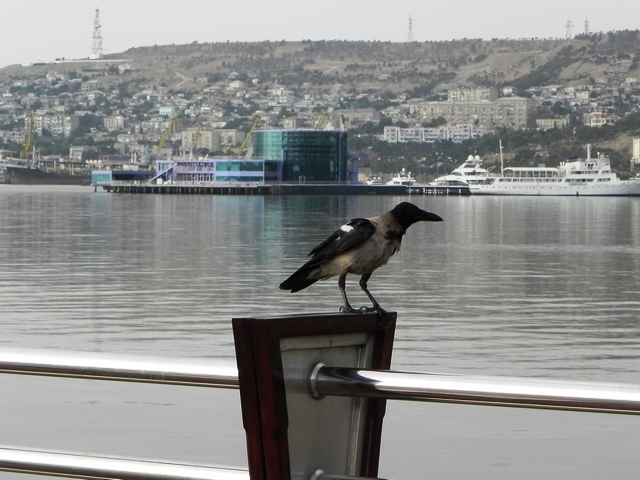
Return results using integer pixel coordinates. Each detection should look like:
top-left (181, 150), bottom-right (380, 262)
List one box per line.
top-left (340, 305), bottom-right (383, 315)
top-left (358, 305), bottom-right (379, 313)
top-left (340, 305), bottom-right (357, 313)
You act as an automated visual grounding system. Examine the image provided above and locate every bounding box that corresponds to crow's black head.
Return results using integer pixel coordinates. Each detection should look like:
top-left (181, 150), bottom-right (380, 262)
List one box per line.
top-left (390, 202), bottom-right (443, 229)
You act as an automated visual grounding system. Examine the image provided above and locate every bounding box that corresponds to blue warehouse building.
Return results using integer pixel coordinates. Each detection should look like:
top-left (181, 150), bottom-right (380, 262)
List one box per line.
top-left (253, 129), bottom-right (355, 183)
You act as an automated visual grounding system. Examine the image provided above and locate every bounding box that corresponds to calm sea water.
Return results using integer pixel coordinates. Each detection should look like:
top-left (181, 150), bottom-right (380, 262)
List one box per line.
top-left (1, 185), bottom-right (639, 479)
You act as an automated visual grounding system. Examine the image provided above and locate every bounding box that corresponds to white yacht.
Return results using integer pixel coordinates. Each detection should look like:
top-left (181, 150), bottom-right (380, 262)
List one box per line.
top-left (431, 155), bottom-right (493, 187)
top-left (473, 144), bottom-right (640, 196)
top-left (386, 168), bottom-right (417, 186)
top-left (364, 176), bottom-right (382, 185)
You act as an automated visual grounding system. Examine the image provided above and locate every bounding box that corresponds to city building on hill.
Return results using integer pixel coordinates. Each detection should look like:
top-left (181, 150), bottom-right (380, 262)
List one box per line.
top-left (447, 87), bottom-right (498, 102)
top-left (333, 109), bottom-right (381, 128)
top-left (536, 116), bottom-right (570, 130)
top-left (180, 128), bottom-right (245, 152)
top-left (410, 97), bottom-right (536, 130)
top-left (583, 111), bottom-right (621, 127)
top-left (69, 146), bottom-right (89, 161)
top-left (282, 117), bottom-right (304, 129)
top-left (103, 115), bottom-right (125, 131)
top-left (383, 124), bottom-right (484, 144)
top-left (159, 106), bottom-right (176, 116)
top-left (34, 112), bottom-right (80, 137)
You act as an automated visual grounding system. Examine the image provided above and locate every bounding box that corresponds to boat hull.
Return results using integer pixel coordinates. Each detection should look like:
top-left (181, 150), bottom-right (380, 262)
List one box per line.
top-left (4, 166), bottom-right (91, 186)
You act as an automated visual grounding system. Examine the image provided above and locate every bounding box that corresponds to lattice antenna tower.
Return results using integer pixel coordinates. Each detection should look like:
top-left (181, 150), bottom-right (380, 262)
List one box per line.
top-left (565, 18), bottom-right (573, 39)
top-left (584, 17), bottom-right (590, 35)
top-left (90, 8), bottom-right (103, 59)
top-left (407, 15), bottom-right (415, 43)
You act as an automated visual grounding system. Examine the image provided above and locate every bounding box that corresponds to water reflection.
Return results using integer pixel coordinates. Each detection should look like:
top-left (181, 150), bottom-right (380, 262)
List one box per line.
top-left (1, 186), bottom-right (640, 479)
top-left (1, 188), bottom-right (640, 380)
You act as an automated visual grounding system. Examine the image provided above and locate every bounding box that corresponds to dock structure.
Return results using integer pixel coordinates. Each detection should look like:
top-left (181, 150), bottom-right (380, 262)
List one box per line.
top-left (98, 183), bottom-right (471, 196)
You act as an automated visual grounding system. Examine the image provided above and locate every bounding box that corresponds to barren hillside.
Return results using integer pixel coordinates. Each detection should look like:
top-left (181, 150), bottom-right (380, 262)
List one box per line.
top-left (3, 32), bottom-right (638, 95)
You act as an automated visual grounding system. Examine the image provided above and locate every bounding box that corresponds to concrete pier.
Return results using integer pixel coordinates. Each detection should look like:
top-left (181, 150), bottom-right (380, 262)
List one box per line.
top-left (99, 183), bottom-right (471, 196)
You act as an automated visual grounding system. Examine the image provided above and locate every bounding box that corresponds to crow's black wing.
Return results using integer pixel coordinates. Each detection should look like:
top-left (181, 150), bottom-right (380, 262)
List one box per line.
top-left (307, 218), bottom-right (376, 263)
top-left (279, 218), bottom-right (376, 293)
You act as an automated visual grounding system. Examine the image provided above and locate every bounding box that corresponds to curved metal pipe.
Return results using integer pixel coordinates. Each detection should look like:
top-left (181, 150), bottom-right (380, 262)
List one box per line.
top-left (0, 348), bottom-right (238, 388)
top-left (0, 446), bottom-right (248, 480)
top-left (310, 366), bottom-right (640, 414)
top-left (308, 469), bottom-right (389, 480)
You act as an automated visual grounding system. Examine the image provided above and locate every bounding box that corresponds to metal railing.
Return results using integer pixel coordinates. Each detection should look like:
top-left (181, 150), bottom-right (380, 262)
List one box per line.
top-left (0, 348), bottom-right (238, 388)
top-left (309, 364), bottom-right (640, 415)
top-left (2, 348), bottom-right (640, 479)
top-left (0, 447), bottom-right (249, 480)
top-left (0, 348), bottom-right (243, 480)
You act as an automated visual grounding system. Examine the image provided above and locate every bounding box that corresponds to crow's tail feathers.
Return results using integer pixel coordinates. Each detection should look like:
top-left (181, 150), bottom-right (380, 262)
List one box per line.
top-left (279, 267), bottom-right (319, 293)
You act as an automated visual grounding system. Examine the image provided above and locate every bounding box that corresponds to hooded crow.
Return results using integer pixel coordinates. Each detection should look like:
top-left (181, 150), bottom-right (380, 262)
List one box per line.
top-left (279, 202), bottom-right (443, 313)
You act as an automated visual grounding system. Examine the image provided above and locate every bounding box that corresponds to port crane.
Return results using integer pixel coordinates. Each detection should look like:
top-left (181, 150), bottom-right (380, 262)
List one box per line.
top-left (192, 121), bottom-right (202, 156)
top-left (316, 111), bottom-right (344, 130)
top-left (236, 117), bottom-right (261, 158)
top-left (155, 115), bottom-right (181, 156)
top-left (316, 111), bottom-right (332, 130)
top-left (20, 111), bottom-right (35, 159)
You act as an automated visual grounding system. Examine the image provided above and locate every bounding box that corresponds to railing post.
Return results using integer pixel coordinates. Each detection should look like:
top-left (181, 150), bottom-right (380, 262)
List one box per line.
top-left (232, 312), bottom-right (396, 480)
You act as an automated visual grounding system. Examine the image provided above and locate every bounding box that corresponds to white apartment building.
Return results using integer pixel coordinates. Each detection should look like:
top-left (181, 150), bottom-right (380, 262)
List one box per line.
top-left (536, 116), bottom-right (570, 130)
top-left (34, 113), bottom-right (80, 137)
top-left (69, 146), bottom-right (89, 161)
top-left (383, 124), bottom-right (484, 144)
top-left (583, 112), bottom-right (621, 127)
top-left (334, 109), bottom-right (381, 126)
top-left (448, 87), bottom-right (498, 102)
top-left (180, 128), bottom-right (245, 151)
top-left (104, 115), bottom-right (125, 131)
top-left (410, 97), bottom-right (536, 130)
top-left (159, 106), bottom-right (176, 116)
top-left (81, 80), bottom-right (104, 93)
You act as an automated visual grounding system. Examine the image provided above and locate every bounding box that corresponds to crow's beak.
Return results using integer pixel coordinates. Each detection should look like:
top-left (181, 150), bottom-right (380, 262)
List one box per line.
top-left (420, 210), bottom-right (443, 222)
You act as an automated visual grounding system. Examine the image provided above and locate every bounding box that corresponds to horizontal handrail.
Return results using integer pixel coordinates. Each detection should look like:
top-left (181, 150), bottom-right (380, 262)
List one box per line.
top-left (3, 349), bottom-right (640, 415)
top-left (0, 348), bottom-right (239, 388)
top-left (310, 365), bottom-right (640, 415)
top-left (0, 446), bottom-right (248, 480)
top-left (3, 348), bottom-right (640, 479)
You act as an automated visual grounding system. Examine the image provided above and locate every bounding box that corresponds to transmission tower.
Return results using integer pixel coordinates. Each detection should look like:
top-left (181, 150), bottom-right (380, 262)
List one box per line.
top-left (565, 18), bottom-right (573, 39)
top-left (90, 8), bottom-right (103, 59)
top-left (407, 15), bottom-right (415, 43)
top-left (584, 17), bottom-right (590, 35)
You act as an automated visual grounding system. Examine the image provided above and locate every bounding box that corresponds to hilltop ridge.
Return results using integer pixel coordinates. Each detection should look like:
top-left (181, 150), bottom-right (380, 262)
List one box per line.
top-left (3, 33), bottom-right (638, 94)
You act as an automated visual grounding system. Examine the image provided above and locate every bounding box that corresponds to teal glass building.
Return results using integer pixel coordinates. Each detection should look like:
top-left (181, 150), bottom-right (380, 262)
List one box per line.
top-left (252, 130), bottom-right (348, 183)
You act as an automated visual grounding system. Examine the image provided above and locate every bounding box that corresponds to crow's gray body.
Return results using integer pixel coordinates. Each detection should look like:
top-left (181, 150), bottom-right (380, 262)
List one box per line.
top-left (280, 202), bottom-right (443, 313)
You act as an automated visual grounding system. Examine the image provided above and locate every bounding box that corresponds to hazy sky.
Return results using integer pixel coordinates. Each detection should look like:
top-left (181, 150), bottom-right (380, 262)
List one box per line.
top-left (1, 0), bottom-right (637, 69)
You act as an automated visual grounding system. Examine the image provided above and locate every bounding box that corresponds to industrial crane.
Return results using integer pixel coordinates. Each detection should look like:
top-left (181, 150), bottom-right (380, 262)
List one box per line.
top-left (192, 121), bottom-right (202, 155)
top-left (20, 111), bottom-right (35, 159)
top-left (155, 115), bottom-right (181, 156)
top-left (316, 111), bottom-right (332, 130)
top-left (236, 117), bottom-right (261, 158)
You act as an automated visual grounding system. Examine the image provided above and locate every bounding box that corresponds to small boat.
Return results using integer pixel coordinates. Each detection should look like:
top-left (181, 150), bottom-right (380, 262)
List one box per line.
top-left (386, 169), bottom-right (416, 186)
top-left (431, 155), bottom-right (493, 187)
top-left (473, 144), bottom-right (640, 196)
